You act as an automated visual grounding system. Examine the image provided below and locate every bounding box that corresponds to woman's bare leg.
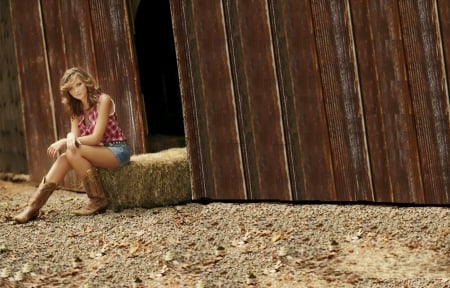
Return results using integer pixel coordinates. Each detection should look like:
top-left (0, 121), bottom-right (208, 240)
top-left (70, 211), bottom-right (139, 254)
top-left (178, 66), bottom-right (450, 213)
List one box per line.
top-left (65, 145), bottom-right (119, 176)
top-left (65, 145), bottom-right (117, 216)
top-left (14, 154), bottom-right (72, 223)
top-left (14, 146), bottom-right (117, 223)
top-left (45, 153), bottom-right (73, 184)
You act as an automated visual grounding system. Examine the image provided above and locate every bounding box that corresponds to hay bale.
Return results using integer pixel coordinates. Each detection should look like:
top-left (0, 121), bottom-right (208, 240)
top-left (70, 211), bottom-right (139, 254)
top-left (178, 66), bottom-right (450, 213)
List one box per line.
top-left (98, 147), bottom-right (191, 211)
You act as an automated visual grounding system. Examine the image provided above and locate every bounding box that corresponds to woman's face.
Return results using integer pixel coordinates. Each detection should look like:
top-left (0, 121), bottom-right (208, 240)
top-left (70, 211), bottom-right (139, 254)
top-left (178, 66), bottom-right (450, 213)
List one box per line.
top-left (68, 76), bottom-right (88, 100)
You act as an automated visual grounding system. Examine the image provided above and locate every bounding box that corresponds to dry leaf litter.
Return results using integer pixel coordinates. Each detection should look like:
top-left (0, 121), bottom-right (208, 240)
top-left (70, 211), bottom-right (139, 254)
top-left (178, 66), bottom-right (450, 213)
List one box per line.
top-left (0, 180), bottom-right (449, 287)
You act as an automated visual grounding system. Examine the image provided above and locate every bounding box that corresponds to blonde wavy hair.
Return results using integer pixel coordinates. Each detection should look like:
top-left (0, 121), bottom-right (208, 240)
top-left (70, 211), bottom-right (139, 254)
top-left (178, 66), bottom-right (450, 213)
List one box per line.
top-left (60, 67), bottom-right (101, 117)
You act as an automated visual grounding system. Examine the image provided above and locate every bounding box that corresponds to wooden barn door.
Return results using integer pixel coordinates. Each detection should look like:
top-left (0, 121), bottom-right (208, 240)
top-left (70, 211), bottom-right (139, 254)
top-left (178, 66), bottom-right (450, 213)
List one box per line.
top-left (10, 0), bottom-right (146, 189)
top-left (170, 0), bottom-right (450, 205)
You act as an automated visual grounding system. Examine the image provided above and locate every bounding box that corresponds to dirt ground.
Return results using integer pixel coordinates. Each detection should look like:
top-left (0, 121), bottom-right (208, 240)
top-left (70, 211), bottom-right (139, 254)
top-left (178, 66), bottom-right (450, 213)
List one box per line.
top-left (0, 179), bottom-right (449, 287)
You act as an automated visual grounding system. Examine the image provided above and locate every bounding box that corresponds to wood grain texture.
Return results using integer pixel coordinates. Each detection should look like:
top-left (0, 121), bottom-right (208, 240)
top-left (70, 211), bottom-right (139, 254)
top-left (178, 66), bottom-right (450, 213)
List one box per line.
top-left (311, 0), bottom-right (373, 201)
top-left (399, 0), bottom-right (450, 203)
top-left (6, 0), bottom-right (450, 204)
top-left (224, 0), bottom-right (291, 200)
top-left (350, 0), bottom-right (423, 203)
top-left (269, 0), bottom-right (336, 201)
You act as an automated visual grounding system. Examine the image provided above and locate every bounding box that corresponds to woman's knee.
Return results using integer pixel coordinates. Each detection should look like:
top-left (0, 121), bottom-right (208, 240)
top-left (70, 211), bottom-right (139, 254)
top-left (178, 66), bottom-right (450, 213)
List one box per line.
top-left (65, 149), bottom-right (81, 164)
top-left (54, 153), bottom-right (71, 168)
top-left (65, 148), bottom-right (90, 168)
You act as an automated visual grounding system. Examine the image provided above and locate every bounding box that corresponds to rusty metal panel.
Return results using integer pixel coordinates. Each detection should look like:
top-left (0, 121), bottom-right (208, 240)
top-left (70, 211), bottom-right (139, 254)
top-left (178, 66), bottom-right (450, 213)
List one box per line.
top-left (350, 0), bottom-right (424, 203)
top-left (398, 0), bottom-right (450, 204)
top-left (54, 0), bottom-right (95, 71)
top-left (40, 0), bottom-right (93, 189)
top-left (10, 0), bottom-right (56, 182)
top-left (41, 0), bottom-right (70, 140)
top-left (223, 0), bottom-right (291, 200)
top-left (89, 0), bottom-right (146, 156)
top-left (0, 0), bottom-right (27, 173)
top-left (42, 0), bottom-right (97, 126)
top-left (10, 0), bottom-right (146, 188)
top-left (41, 0), bottom-right (146, 189)
top-left (310, 0), bottom-right (373, 201)
top-left (268, 0), bottom-right (336, 201)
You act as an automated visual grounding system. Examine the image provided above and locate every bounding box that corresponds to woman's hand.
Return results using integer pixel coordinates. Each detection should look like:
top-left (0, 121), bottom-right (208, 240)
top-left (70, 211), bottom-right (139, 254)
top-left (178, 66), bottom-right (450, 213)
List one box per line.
top-left (47, 139), bottom-right (66, 158)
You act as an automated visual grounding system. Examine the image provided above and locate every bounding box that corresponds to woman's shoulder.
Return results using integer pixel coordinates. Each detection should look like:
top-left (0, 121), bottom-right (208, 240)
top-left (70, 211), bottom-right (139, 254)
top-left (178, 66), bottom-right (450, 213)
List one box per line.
top-left (97, 93), bottom-right (113, 106)
top-left (98, 92), bottom-right (111, 101)
top-left (96, 93), bottom-right (114, 114)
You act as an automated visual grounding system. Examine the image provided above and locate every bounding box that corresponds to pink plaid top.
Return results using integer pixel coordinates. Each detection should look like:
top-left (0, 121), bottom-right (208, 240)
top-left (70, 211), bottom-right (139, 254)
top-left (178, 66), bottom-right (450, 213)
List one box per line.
top-left (77, 93), bottom-right (127, 145)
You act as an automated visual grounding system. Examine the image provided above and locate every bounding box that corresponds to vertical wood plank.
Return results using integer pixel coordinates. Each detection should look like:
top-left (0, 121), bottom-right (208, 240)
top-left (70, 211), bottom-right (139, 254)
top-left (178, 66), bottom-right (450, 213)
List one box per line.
top-left (170, 0), bottom-right (246, 200)
top-left (350, 0), bottom-right (424, 203)
top-left (437, 0), bottom-right (450, 202)
top-left (311, 0), bottom-right (373, 201)
top-left (438, 0), bottom-right (450, 74)
top-left (10, 0), bottom-right (55, 182)
top-left (398, 0), bottom-right (450, 204)
top-left (190, 1), bottom-right (246, 200)
top-left (170, 0), bottom-right (212, 199)
top-left (223, 0), bottom-right (291, 200)
top-left (268, 0), bottom-right (336, 201)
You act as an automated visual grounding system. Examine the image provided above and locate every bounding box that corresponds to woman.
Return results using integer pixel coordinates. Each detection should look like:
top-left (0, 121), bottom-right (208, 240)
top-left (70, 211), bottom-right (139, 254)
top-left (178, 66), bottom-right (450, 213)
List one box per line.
top-left (14, 67), bottom-right (131, 224)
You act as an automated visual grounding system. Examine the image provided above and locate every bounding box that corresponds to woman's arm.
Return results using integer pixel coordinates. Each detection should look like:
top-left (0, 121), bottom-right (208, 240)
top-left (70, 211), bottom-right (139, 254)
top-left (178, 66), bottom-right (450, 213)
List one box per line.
top-left (48, 116), bottom-right (82, 156)
top-left (47, 138), bottom-right (67, 158)
top-left (66, 117), bottom-right (81, 150)
top-left (70, 117), bottom-right (80, 137)
top-left (47, 117), bottom-right (78, 157)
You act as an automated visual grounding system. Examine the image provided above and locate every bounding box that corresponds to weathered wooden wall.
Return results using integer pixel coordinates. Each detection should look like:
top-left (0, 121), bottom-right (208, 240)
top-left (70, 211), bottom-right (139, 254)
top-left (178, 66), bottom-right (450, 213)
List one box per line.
top-left (8, 0), bottom-right (146, 188)
top-left (170, 0), bottom-right (450, 204)
top-left (0, 0), bottom-right (27, 174)
top-left (3, 0), bottom-right (450, 204)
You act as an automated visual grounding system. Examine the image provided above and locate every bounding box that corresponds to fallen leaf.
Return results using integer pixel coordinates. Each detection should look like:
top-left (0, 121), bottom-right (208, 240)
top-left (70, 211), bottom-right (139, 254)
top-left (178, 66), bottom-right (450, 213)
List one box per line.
top-left (129, 242), bottom-right (143, 257)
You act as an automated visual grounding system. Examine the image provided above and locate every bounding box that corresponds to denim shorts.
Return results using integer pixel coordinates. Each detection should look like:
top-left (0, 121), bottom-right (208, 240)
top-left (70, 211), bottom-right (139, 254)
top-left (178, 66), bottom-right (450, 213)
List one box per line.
top-left (105, 143), bottom-right (131, 167)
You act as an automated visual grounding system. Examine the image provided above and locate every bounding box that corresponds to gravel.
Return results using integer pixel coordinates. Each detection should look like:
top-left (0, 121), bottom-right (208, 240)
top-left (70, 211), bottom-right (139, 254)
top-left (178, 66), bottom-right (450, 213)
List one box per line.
top-left (0, 180), bottom-right (449, 287)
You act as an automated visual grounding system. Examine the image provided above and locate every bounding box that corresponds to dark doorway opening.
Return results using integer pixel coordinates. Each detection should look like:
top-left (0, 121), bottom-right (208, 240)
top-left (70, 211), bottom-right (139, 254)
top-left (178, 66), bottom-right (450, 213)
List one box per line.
top-left (134, 1), bottom-right (185, 152)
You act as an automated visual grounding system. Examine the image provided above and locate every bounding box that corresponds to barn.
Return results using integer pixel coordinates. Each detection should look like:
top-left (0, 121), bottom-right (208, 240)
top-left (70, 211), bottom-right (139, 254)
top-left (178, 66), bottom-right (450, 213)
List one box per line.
top-left (0, 0), bottom-right (449, 205)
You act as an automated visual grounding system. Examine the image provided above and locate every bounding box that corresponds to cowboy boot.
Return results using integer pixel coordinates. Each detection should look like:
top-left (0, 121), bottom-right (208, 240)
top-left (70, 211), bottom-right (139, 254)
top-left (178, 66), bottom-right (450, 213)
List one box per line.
top-left (14, 178), bottom-right (58, 224)
top-left (73, 168), bottom-right (108, 216)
